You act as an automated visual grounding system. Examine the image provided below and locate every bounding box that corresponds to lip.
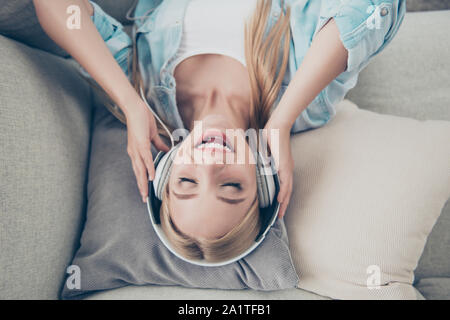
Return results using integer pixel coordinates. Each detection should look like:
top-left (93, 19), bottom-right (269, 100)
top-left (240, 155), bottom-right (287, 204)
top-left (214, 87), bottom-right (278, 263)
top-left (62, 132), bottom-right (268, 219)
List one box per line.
top-left (194, 128), bottom-right (234, 153)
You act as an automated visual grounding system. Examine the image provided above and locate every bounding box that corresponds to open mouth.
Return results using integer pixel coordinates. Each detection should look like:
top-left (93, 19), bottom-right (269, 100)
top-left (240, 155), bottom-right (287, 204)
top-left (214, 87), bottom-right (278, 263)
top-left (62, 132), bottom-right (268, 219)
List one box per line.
top-left (194, 129), bottom-right (234, 153)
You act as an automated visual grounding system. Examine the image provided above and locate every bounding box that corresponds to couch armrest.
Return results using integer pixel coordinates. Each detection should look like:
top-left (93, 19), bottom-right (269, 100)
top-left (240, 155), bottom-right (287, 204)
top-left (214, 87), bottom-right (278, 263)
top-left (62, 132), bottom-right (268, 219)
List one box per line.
top-left (0, 35), bottom-right (92, 299)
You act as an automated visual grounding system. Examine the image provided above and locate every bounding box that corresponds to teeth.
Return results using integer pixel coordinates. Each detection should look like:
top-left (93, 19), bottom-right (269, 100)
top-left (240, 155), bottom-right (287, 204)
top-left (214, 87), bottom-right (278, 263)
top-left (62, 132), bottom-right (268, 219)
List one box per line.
top-left (196, 134), bottom-right (233, 152)
top-left (197, 142), bottom-right (231, 152)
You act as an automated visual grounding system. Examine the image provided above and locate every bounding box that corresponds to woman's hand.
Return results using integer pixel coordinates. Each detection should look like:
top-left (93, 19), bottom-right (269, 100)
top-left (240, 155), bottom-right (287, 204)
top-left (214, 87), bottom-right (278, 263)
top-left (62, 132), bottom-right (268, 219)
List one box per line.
top-left (263, 118), bottom-right (294, 219)
top-left (124, 99), bottom-right (170, 203)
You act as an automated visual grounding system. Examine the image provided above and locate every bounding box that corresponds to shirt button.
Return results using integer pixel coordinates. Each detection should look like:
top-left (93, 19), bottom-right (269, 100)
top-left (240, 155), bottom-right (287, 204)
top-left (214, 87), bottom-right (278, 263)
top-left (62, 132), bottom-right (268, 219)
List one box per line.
top-left (380, 7), bottom-right (389, 17)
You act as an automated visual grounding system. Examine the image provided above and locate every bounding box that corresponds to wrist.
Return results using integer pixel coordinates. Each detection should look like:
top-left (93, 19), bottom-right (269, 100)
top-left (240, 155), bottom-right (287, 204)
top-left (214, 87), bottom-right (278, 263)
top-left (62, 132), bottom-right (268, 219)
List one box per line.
top-left (266, 111), bottom-right (293, 133)
top-left (114, 87), bottom-right (145, 118)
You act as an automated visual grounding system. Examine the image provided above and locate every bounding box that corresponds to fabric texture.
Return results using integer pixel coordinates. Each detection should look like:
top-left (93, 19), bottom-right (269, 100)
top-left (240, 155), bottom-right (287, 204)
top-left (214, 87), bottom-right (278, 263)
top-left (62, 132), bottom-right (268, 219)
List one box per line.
top-left (91, 0), bottom-right (136, 25)
top-left (60, 104), bottom-right (299, 300)
top-left (285, 100), bottom-right (450, 300)
top-left (344, 10), bottom-right (450, 299)
top-left (414, 278), bottom-right (450, 300)
top-left (84, 283), bottom-right (426, 300)
top-left (0, 0), bottom-right (68, 57)
top-left (415, 199), bottom-right (450, 281)
top-left (0, 35), bottom-right (92, 299)
top-left (85, 285), bottom-right (330, 300)
top-left (346, 10), bottom-right (450, 121)
top-left (407, 0), bottom-right (450, 11)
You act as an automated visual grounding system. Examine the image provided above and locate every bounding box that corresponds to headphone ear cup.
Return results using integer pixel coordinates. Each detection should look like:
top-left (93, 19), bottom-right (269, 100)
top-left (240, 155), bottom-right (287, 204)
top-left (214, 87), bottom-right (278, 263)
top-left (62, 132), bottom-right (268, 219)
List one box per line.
top-left (256, 166), bottom-right (269, 208)
top-left (153, 146), bottom-right (178, 200)
top-left (256, 152), bottom-right (276, 208)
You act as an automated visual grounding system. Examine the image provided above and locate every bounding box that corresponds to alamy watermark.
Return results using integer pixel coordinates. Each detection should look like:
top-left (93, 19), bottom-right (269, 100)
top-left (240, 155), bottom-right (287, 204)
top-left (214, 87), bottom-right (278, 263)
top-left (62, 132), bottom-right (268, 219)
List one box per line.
top-left (366, 265), bottom-right (381, 290)
top-left (66, 5), bottom-right (81, 30)
top-left (167, 121), bottom-right (280, 175)
top-left (66, 265), bottom-right (81, 290)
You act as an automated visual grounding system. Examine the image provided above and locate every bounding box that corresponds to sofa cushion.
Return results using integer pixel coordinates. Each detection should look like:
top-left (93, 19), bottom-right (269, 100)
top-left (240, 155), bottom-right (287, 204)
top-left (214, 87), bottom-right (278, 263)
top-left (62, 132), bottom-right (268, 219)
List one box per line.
top-left (83, 281), bottom-right (426, 300)
top-left (347, 10), bottom-right (450, 121)
top-left (346, 10), bottom-right (450, 294)
top-left (0, 35), bottom-right (92, 299)
top-left (84, 285), bottom-right (330, 300)
top-left (94, 0), bottom-right (137, 25)
top-left (60, 104), bottom-right (299, 299)
top-left (0, 1), bottom-right (68, 57)
top-left (285, 100), bottom-right (450, 299)
top-left (407, 0), bottom-right (450, 12)
top-left (414, 199), bottom-right (450, 281)
top-left (414, 278), bottom-right (450, 300)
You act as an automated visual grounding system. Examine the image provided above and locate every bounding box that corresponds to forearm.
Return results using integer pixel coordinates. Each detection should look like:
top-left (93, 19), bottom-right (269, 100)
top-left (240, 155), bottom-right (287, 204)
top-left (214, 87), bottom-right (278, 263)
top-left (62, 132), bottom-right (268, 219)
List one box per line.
top-left (33, 0), bottom-right (141, 116)
top-left (270, 19), bottom-right (348, 129)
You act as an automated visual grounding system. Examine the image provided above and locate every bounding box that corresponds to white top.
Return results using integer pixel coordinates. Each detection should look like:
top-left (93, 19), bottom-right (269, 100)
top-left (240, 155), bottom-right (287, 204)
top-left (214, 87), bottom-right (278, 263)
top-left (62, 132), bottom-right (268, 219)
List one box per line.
top-left (171, 0), bottom-right (258, 72)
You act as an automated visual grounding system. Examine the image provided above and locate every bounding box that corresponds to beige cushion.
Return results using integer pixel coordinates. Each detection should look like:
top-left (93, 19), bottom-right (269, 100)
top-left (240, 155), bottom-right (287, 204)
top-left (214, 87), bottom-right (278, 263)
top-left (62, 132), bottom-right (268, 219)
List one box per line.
top-left (286, 100), bottom-right (450, 299)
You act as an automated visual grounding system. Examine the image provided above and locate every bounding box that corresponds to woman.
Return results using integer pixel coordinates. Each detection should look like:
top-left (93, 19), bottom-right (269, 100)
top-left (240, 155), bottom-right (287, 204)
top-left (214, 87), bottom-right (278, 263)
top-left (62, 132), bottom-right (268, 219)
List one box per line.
top-left (33, 0), bottom-right (405, 262)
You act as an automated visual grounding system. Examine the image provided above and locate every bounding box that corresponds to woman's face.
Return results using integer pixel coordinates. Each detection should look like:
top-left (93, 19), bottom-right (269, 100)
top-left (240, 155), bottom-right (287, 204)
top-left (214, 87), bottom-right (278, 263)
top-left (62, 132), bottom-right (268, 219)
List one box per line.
top-left (167, 114), bottom-right (258, 240)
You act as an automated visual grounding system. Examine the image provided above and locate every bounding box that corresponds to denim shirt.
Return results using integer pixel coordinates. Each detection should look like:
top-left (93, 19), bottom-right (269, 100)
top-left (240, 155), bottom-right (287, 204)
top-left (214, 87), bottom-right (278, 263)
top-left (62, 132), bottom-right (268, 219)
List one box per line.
top-left (86, 0), bottom-right (405, 133)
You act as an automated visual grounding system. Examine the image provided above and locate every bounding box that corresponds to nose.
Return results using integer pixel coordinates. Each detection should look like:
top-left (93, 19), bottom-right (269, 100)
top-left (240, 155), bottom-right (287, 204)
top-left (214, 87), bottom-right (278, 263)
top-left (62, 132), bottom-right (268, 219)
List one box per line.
top-left (199, 162), bottom-right (229, 188)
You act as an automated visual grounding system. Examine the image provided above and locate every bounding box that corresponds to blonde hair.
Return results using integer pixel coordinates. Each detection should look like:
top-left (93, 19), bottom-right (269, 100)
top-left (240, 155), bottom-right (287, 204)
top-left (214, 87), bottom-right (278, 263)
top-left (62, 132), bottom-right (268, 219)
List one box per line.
top-left (160, 184), bottom-right (260, 262)
top-left (246, 0), bottom-right (291, 129)
top-left (156, 0), bottom-right (291, 263)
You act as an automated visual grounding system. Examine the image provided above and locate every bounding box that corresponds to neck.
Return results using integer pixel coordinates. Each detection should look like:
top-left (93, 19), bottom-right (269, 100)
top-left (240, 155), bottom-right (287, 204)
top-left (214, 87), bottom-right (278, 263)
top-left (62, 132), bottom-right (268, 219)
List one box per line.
top-left (174, 54), bottom-right (252, 131)
top-left (184, 87), bottom-right (251, 130)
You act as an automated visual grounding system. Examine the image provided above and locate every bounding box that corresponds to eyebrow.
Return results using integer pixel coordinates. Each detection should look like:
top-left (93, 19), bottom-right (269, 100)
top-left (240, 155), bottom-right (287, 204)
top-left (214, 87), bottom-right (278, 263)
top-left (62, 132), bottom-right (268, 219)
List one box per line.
top-left (172, 191), bottom-right (246, 205)
top-left (217, 196), bottom-right (246, 205)
top-left (172, 191), bottom-right (198, 200)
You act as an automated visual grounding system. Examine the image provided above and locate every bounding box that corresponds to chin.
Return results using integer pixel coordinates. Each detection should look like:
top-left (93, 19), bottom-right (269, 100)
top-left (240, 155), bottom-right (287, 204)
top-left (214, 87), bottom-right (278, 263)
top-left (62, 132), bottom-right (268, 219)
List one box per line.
top-left (198, 114), bottom-right (235, 130)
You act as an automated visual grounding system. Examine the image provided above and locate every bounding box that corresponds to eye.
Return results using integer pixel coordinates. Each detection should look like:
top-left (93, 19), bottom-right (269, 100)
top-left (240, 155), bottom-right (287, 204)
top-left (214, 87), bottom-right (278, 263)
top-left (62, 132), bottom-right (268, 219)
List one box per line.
top-left (178, 177), bottom-right (197, 184)
top-left (221, 182), bottom-right (242, 190)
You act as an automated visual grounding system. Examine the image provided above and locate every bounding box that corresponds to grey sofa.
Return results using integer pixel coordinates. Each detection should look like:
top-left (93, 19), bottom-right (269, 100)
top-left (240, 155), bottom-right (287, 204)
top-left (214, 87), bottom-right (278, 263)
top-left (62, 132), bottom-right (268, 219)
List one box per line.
top-left (1, 2), bottom-right (449, 299)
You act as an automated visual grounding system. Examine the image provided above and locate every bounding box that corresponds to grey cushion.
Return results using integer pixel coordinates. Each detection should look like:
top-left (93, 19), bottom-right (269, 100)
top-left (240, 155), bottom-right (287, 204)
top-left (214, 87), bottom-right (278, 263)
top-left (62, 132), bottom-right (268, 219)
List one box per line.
top-left (0, 1), bottom-right (68, 57)
top-left (414, 278), bottom-right (450, 300)
top-left (0, 35), bottom-right (92, 299)
top-left (94, 0), bottom-right (137, 25)
top-left (407, 0), bottom-right (450, 12)
top-left (415, 200), bottom-right (450, 281)
top-left (347, 11), bottom-right (450, 121)
top-left (84, 283), bottom-right (426, 300)
top-left (60, 105), bottom-right (299, 300)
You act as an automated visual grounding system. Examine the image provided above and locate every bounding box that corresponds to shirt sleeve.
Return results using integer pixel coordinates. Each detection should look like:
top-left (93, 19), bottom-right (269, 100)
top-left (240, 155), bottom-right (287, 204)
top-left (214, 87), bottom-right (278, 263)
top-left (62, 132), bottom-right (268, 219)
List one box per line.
top-left (288, 0), bottom-right (406, 134)
top-left (317, 0), bottom-right (406, 73)
top-left (88, 1), bottom-right (133, 76)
